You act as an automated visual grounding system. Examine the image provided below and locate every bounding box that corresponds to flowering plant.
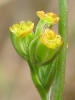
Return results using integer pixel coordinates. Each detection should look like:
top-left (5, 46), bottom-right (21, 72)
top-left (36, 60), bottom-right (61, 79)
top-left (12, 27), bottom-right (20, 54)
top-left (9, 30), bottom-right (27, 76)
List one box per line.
top-left (9, 0), bottom-right (68, 99)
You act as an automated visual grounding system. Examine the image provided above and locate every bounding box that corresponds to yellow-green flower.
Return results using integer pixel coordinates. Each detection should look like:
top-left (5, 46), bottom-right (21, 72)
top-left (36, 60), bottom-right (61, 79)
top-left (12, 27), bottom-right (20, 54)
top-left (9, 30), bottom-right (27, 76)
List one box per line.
top-left (36, 11), bottom-right (60, 24)
top-left (40, 29), bottom-right (63, 49)
top-left (9, 21), bottom-right (34, 37)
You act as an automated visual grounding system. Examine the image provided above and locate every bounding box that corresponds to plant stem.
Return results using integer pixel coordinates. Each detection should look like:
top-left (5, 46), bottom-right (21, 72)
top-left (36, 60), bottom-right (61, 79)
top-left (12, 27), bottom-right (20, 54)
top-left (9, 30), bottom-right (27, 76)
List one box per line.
top-left (54, 0), bottom-right (68, 100)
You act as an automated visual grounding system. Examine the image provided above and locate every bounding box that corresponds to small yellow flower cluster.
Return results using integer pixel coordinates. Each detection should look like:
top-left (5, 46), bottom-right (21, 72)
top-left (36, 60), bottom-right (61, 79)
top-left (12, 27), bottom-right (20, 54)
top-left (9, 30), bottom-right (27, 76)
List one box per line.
top-left (36, 11), bottom-right (60, 24)
top-left (9, 21), bottom-right (34, 37)
top-left (9, 11), bottom-right (63, 49)
top-left (36, 11), bottom-right (63, 49)
top-left (41, 29), bottom-right (63, 49)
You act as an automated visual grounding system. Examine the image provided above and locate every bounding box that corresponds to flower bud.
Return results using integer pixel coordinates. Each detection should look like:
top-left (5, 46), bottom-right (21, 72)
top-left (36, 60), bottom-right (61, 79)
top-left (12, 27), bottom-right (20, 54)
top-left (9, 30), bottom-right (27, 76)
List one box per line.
top-left (41, 29), bottom-right (63, 49)
top-left (36, 11), bottom-right (60, 25)
top-left (9, 21), bottom-right (34, 37)
top-left (9, 21), bottom-right (34, 60)
top-left (35, 29), bottom-right (63, 65)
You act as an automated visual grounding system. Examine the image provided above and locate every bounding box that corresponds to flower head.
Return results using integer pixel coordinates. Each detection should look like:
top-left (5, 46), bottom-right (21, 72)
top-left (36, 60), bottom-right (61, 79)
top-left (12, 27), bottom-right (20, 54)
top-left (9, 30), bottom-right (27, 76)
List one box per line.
top-left (40, 29), bottom-right (63, 49)
top-left (9, 21), bottom-right (34, 37)
top-left (36, 11), bottom-right (60, 24)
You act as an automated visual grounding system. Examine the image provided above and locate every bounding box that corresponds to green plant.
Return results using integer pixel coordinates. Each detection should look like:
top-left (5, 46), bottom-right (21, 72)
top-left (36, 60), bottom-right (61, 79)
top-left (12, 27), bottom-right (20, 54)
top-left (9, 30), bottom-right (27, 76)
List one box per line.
top-left (9, 0), bottom-right (68, 100)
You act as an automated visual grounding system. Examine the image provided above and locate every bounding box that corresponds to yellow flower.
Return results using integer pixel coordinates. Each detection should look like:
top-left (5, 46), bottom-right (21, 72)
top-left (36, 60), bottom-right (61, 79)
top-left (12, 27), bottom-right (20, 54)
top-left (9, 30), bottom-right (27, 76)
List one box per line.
top-left (9, 21), bottom-right (34, 37)
top-left (40, 29), bottom-right (63, 49)
top-left (36, 11), bottom-right (60, 24)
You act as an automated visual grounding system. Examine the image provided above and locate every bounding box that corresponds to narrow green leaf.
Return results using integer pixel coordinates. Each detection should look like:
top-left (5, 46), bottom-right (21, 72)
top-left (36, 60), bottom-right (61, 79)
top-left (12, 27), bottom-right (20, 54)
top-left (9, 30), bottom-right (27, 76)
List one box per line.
top-left (10, 33), bottom-right (28, 59)
top-left (29, 37), bottom-right (39, 64)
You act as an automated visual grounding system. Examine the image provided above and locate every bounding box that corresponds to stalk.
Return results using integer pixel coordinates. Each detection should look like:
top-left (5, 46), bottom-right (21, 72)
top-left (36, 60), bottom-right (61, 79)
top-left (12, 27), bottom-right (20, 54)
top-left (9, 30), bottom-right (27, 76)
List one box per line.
top-left (54, 0), bottom-right (68, 100)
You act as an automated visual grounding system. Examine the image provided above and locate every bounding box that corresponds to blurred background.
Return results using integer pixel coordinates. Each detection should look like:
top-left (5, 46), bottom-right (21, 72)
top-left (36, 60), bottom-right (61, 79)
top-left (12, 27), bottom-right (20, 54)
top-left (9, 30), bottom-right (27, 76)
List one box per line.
top-left (0, 0), bottom-right (75, 100)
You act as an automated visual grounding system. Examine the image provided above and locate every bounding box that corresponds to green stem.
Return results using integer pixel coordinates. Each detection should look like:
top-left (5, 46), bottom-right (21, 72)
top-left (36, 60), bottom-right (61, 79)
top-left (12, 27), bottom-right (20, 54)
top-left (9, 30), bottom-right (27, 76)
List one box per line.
top-left (54, 0), bottom-right (68, 100)
top-left (35, 19), bottom-right (48, 37)
top-left (28, 59), bottom-right (52, 100)
top-left (28, 60), bottom-right (47, 100)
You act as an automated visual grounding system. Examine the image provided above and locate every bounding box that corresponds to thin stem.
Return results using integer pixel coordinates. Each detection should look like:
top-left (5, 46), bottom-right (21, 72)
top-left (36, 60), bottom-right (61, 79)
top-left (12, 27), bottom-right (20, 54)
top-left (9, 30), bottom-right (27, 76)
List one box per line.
top-left (54, 0), bottom-right (68, 100)
top-left (28, 58), bottom-right (52, 100)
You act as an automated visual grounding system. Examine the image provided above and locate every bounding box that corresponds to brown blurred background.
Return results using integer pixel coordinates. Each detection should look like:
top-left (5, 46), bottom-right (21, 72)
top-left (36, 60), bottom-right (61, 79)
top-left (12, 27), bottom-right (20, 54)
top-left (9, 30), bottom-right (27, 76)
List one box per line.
top-left (0, 0), bottom-right (75, 100)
